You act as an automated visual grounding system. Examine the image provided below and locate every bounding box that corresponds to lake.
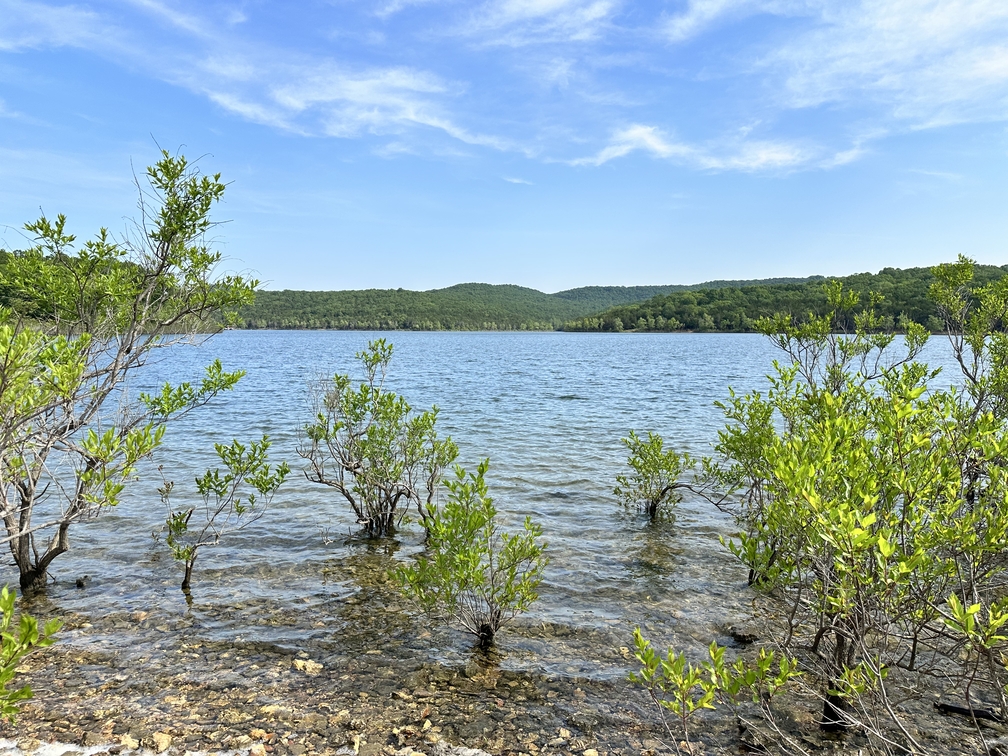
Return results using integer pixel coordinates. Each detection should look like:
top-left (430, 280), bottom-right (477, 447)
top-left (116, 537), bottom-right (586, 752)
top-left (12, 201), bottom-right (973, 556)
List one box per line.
top-left (20, 331), bottom-right (965, 684)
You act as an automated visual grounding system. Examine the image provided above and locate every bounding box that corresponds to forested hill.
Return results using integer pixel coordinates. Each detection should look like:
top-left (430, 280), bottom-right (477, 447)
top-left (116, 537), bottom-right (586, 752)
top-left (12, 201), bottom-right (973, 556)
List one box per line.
top-left (235, 266), bottom-right (1006, 332)
top-left (563, 264), bottom-right (1008, 333)
top-left (238, 282), bottom-right (707, 330)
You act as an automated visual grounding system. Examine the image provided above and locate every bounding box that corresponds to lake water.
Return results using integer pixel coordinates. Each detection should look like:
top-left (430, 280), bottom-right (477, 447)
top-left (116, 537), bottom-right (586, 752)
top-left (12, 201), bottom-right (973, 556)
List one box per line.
top-left (20, 331), bottom-right (965, 685)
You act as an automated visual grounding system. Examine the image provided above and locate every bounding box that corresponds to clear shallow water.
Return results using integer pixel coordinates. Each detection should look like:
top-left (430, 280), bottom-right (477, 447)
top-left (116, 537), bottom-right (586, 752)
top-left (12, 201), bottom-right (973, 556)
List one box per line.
top-left (20, 332), bottom-right (965, 682)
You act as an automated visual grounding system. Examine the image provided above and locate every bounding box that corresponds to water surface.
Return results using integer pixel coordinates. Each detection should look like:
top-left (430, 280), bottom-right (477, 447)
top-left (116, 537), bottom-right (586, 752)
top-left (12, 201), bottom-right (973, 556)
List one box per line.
top-left (23, 331), bottom-right (963, 683)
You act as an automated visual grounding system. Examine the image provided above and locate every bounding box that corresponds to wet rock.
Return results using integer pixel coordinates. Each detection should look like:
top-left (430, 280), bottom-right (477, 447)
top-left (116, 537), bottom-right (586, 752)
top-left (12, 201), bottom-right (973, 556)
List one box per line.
top-left (293, 659), bottom-right (323, 676)
top-left (432, 741), bottom-right (493, 756)
top-left (119, 734), bottom-right (139, 749)
top-left (75, 576), bottom-right (91, 589)
top-left (151, 732), bottom-right (171, 752)
top-left (721, 624), bottom-right (759, 646)
top-left (82, 731), bottom-right (106, 746)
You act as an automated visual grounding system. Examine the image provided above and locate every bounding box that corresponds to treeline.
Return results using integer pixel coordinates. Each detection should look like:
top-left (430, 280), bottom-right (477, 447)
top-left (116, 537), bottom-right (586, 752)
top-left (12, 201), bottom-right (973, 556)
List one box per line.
top-left (236, 282), bottom-right (699, 330)
top-left (563, 265), bottom-right (1008, 332)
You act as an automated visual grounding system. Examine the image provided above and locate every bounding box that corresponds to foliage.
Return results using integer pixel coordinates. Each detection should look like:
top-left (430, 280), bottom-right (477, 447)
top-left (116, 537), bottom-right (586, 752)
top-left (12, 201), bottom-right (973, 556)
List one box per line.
top-left (299, 339), bottom-right (458, 537)
top-left (396, 460), bottom-right (548, 648)
top-left (235, 282), bottom-right (690, 331)
top-left (160, 435), bottom-right (289, 592)
top-left (564, 264), bottom-right (1008, 333)
top-left (615, 431), bottom-right (696, 519)
top-left (0, 585), bottom-right (60, 722)
top-left (0, 151), bottom-right (255, 594)
top-left (705, 260), bottom-right (1008, 748)
top-left (631, 629), bottom-right (800, 755)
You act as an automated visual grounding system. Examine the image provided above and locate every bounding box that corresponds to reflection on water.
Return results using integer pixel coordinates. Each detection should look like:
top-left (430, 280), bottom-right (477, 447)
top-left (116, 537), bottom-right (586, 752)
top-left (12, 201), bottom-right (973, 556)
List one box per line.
top-left (18, 332), bottom-right (964, 685)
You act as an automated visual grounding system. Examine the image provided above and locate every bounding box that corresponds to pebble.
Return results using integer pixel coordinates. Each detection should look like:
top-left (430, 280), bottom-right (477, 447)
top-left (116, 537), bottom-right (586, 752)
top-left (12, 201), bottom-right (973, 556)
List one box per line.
top-left (151, 732), bottom-right (171, 753)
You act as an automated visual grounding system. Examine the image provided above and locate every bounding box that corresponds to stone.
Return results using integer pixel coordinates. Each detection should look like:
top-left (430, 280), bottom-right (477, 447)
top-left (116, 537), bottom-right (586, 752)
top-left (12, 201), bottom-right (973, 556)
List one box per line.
top-left (332, 710), bottom-right (351, 727)
top-left (293, 659), bottom-right (323, 676)
top-left (82, 731), bottom-right (106, 746)
top-left (583, 749), bottom-right (599, 756)
top-left (250, 744), bottom-right (267, 756)
top-left (119, 734), bottom-right (139, 750)
top-left (431, 741), bottom-right (492, 756)
top-left (151, 732), bottom-right (172, 753)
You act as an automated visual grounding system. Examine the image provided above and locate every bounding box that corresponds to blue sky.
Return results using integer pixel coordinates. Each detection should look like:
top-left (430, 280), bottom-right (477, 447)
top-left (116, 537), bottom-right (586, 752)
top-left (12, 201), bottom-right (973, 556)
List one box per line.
top-left (1, 0), bottom-right (1006, 291)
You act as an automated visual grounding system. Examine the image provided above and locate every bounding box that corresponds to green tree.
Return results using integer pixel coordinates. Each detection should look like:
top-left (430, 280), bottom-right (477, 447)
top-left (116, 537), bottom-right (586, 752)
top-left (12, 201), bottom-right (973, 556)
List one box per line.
top-left (707, 267), bottom-right (1008, 747)
top-left (0, 151), bottom-right (255, 595)
top-left (298, 339), bottom-right (458, 537)
top-left (160, 435), bottom-right (289, 593)
top-left (396, 460), bottom-right (548, 648)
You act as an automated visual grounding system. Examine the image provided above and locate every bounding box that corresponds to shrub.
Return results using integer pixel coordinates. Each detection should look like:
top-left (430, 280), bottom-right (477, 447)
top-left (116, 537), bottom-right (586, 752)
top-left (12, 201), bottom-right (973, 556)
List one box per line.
top-left (0, 152), bottom-right (255, 595)
top-left (709, 263), bottom-right (1008, 747)
top-left (298, 339), bottom-right (458, 537)
top-left (615, 430), bottom-right (696, 519)
top-left (160, 435), bottom-right (289, 593)
top-left (0, 586), bottom-right (60, 721)
top-left (630, 628), bottom-right (799, 756)
top-left (396, 460), bottom-right (547, 648)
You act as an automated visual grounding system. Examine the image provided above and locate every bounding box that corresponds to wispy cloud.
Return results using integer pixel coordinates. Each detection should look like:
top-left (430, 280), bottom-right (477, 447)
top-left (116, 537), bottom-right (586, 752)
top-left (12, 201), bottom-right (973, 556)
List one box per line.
top-left (663, 0), bottom-right (778, 43)
top-left (1, 0), bottom-right (516, 154)
top-left (374, 0), bottom-right (445, 19)
top-left (571, 124), bottom-right (811, 170)
top-left (909, 168), bottom-right (964, 182)
top-left (661, 0), bottom-right (1008, 128)
top-left (0, 0), bottom-right (113, 51)
top-left (503, 176), bottom-right (533, 184)
top-left (770, 1), bottom-right (1008, 127)
top-left (461, 0), bottom-right (618, 45)
top-left (4, 0), bottom-right (1007, 175)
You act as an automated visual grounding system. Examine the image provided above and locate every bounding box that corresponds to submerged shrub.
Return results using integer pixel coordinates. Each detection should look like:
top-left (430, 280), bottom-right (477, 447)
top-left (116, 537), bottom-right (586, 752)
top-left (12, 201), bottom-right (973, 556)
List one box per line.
top-left (694, 261), bottom-right (1008, 749)
top-left (396, 460), bottom-right (547, 648)
top-left (160, 435), bottom-right (289, 593)
top-left (298, 339), bottom-right (458, 538)
top-left (615, 430), bottom-right (696, 519)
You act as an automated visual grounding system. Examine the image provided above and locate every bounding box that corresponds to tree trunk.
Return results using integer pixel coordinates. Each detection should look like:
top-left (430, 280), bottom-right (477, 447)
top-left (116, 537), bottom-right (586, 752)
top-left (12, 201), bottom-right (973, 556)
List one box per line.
top-left (821, 632), bottom-right (850, 731)
top-left (15, 525), bottom-right (69, 597)
top-left (181, 557), bottom-right (196, 592)
top-left (19, 565), bottom-right (49, 597)
top-left (477, 624), bottom-right (495, 650)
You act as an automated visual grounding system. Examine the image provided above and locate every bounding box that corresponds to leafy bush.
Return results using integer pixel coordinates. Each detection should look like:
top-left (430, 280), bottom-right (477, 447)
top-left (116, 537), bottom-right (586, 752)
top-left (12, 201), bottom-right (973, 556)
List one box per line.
top-left (0, 152), bottom-right (255, 595)
top-left (614, 430), bottom-right (696, 519)
top-left (706, 261), bottom-right (1008, 747)
top-left (630, 628), bottom-right (799, 755)
top-left (161, 435), bottom-right (289, 592)
top-left (299, 339), bottom-right (457, 537)
top-left (0, 586), bottom-right (60, 722)
top-left (396, 460), bottom-right (547, 648)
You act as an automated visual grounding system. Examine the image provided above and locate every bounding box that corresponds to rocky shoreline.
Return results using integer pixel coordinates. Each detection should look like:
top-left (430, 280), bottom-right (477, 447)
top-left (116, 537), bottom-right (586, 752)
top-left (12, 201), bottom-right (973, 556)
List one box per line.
top-left (7, 606), bottom-right (1004, 755)
top-left (9, 610), bottom-right (671, 756)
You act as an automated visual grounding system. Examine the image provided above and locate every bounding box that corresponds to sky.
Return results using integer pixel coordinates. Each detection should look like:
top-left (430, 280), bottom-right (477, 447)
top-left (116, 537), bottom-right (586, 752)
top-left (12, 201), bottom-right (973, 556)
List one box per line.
top-left (0, 0), bottom-right (1006, 292)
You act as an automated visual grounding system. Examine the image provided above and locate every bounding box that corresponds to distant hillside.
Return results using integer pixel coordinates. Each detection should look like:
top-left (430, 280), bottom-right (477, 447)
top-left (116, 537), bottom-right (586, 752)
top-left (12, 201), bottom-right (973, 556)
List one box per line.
top-left (236, 266), bottom-right (1007, 332)
top-left (238, 282), bottom-right (690, 330)
top-left (549, 278), bottom-right (822, 310)
top-left (563, 265), bottom-right (1008, 333)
